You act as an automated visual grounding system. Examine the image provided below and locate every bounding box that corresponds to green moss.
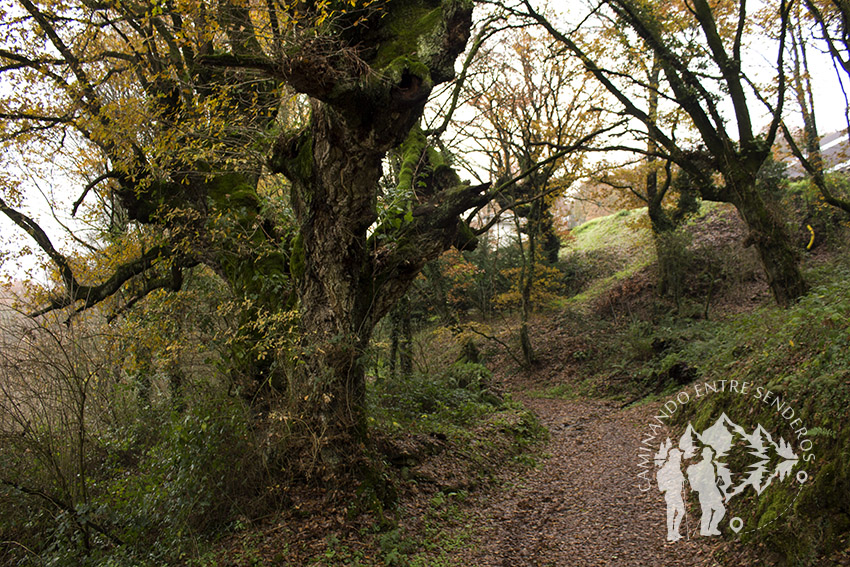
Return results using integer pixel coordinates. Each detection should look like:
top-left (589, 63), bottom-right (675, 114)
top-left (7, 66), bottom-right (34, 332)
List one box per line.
top-left (756, 490), bottom-right (792, 530)
top-left (290, 233), bottom-right (306, 280)
top-left (426, 145), bottom-right (447, 169)
top-left (289, 132), bottom-right (313, 182)
top-left (384, 55), bottom-right (433, 90)
top-left (433, 163), bottom-right (460, 187)
top-left (398, 125), bottom-right (428, 193)
top-left (454, 220), bottom-right (477, 251)
top-left (208, 173), bottom-right (260, 210)
top-left (372, 2), bottom-right (443, 70)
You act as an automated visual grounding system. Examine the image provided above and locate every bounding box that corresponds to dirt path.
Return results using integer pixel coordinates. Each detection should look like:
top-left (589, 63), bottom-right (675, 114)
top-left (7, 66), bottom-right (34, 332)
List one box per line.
top-left (458, 397), bottom-right (728, 567)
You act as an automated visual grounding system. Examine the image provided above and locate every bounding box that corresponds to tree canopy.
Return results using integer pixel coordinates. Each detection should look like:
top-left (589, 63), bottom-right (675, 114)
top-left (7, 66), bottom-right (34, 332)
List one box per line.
top-left (1, 0), bottom-right (848, 465)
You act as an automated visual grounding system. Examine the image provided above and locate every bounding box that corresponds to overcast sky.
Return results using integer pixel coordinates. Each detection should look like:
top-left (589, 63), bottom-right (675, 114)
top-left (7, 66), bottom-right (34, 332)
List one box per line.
top-left (2, 7), bottom-right (849, 285)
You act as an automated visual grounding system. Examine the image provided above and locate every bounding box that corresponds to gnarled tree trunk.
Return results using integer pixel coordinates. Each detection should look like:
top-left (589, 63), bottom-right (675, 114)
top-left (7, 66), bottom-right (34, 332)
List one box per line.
top-left (265, 0), bottom-right (487, 464)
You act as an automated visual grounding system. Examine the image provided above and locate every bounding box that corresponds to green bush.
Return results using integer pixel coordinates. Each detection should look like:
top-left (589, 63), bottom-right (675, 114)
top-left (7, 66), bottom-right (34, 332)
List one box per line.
top-left (99, 397), bottom-right (268, 560)
top-left (783, 176), bottom-right (850, 250)
top-left (372, 362), bottom-right (502, 427)
top-left (0, 393), bottom-right (272, 567)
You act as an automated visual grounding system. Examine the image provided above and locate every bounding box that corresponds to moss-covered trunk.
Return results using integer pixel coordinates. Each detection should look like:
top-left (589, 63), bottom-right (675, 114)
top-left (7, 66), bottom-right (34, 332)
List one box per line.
top-left (262, 0), bottom-right (477, 469)
top-left (518, 201), bottom-right (538, 366)
top-left (644, 54), bottom-right (684, 301)
top-left (646, 172), bottom-right (690, 304)
top-left (285, 107), bottom-right (385, 453)
top-left (730, 175), bottom-right (808, 307)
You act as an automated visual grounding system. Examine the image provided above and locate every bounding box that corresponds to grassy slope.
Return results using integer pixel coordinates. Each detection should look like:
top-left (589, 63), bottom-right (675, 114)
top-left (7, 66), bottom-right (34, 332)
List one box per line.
top-left (558, 208), bottom-right (654, 309)
top-left (548, 202), bottom-right (850, 565)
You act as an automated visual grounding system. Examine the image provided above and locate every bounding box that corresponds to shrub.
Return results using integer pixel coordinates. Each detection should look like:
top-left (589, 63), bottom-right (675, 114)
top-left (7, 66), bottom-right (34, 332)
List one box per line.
top-left (0, 298), bottom-right (275, 566)
top-left (116, 405), bottom-right (277, 565)
top-left (493, 263), bottom-right (566, 310)
top-left (371, 362), bottom-right (502, 428)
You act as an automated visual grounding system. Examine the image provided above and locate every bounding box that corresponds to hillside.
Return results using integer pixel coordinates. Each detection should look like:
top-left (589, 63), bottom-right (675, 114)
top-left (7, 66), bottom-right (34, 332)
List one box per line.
top-left (6, 0), bottom-right (850, 564)
top-left (478, 199), bottom-right (850, 565)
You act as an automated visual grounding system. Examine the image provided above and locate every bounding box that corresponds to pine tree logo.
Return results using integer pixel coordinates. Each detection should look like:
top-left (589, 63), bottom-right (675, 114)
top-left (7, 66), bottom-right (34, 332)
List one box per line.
top-left (654, 413), bottom-right (803, 541)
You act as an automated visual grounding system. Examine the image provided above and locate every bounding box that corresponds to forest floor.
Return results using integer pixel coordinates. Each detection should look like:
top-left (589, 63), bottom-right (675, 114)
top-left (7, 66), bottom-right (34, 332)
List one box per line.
top-left (451, 394), bottom-right (736, 566)
top-left (433, 282), bottom-right (786, 567)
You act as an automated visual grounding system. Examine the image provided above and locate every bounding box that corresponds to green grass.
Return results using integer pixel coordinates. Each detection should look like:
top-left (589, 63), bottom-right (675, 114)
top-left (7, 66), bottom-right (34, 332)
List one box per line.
top-left (567, 207), bottom-right (651, 253)
top-left (558, 256), bottom-right (654, 310)
top-left (526, 380), bottom-right (598, 400)
top-left (527, 383), bottom-right (579, 400)
top-left (564, 201), bottom-right (721, 258)
top-left (557, 207), bottom-right (656, 309)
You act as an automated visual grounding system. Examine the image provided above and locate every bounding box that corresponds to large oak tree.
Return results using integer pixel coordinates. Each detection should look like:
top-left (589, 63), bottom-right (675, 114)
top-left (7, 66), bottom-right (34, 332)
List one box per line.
top-left (0, 0), bottom-right (501, 465)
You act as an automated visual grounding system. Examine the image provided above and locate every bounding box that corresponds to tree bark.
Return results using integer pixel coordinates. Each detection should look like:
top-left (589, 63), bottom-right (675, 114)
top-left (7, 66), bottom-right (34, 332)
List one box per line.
top-left (282, 107), bottom-right (385, 452)
top-left (264, 1), bottom-right (479, 467)
top-left (518, 202), bottom-right (538, 366)
top-left (731, 177), bottom-right (808, 307)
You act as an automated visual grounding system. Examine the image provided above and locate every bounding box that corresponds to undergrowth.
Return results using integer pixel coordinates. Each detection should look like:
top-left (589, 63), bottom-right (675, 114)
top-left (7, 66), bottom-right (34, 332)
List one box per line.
top-left (545, 200), bottom-right (850, 565)
top-left (664, 263), bottom-right (850, 564)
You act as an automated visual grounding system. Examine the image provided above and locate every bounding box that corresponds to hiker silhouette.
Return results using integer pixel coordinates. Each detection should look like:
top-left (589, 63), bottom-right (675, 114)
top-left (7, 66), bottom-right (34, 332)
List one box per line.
top-left (686, 446), bottom-right (726, 536)
top-left (656, 447), bottom-right (686, 542)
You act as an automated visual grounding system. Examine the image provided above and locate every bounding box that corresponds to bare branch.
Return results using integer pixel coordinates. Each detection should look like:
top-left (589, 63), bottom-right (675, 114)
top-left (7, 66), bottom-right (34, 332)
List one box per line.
top-left (72, 172), bottom-right (117, 216)
top-left (429, 16), bottom-right (504, 137)
top-left (781, 121), bottom-right (850, 215)
top-left (0, 195), bottom-right (80, 297)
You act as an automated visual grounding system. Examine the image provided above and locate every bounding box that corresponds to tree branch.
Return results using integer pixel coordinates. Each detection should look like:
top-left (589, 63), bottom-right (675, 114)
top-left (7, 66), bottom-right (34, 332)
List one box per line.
top-left (107, 259), bottom-right (199, 322)
top-left (72, 172), bottom-right (117, 216)
top-left (0, 196), bottom-right (173, 315)
top-left (689, 0), bottom-right (753, 144)
top-left (429, 17), bottom-right (503, 137)
top-left (465, 120), bottom-right (624, 232)
top-left (0, 196), bottom-right (80, 297)
top-left (0, 112), bottom-right (74, 125)
top-left (30, 245), bottom-right (169, 317)
top-left (604, 0), bottom-right (729, 156)
top-left (781, 122), bottom-right (850, 215)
